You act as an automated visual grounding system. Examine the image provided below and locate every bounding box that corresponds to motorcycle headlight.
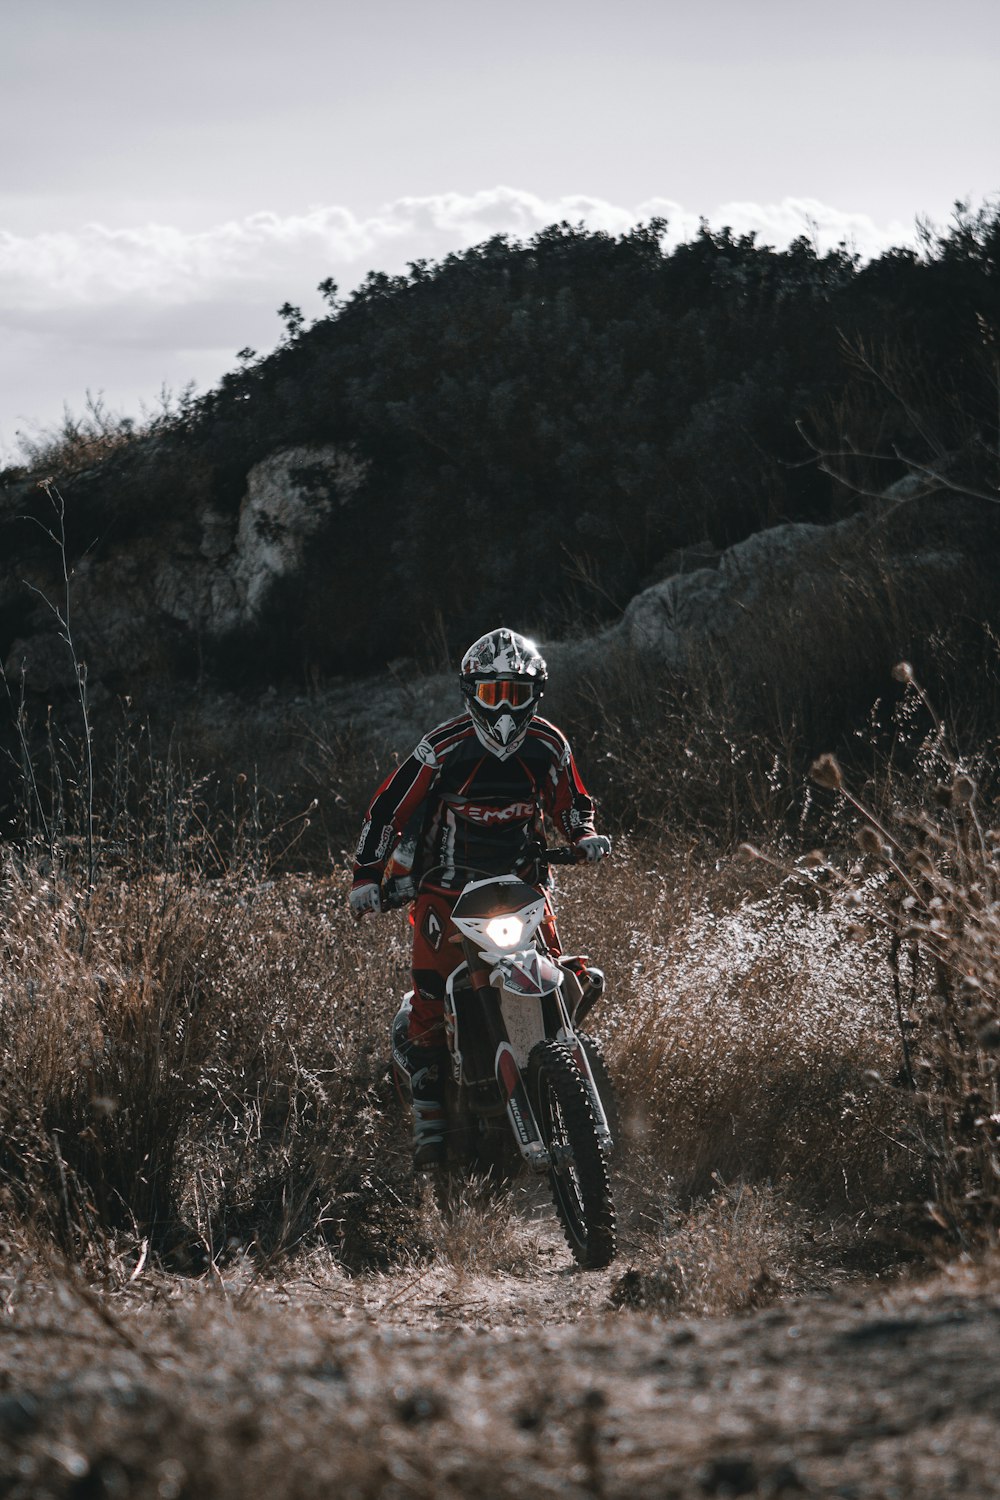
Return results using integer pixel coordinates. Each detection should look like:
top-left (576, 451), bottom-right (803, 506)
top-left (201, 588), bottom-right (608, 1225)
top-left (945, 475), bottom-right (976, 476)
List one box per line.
top-left (484, 915), bottom-right (524, 949)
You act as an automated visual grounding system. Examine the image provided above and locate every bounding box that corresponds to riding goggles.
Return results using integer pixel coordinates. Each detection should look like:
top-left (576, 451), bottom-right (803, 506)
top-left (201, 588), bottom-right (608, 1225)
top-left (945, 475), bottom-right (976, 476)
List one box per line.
top-left (473, 679), bottom-right (536, 708)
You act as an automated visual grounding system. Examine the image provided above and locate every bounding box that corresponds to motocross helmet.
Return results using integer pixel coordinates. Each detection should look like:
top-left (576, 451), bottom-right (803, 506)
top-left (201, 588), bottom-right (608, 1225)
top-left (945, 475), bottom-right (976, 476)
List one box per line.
top-left (460, 628), bottom-right (547, 759)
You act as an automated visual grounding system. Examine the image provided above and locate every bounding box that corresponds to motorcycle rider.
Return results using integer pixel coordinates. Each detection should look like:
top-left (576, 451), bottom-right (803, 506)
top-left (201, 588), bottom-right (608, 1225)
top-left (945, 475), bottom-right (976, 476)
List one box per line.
top-left (350, 627), bottom-right (612, 1169)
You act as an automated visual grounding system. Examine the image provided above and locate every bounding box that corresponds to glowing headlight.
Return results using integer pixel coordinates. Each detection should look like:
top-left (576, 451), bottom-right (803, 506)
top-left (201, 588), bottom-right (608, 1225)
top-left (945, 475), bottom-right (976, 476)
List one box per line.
top-left (484, 916), bottom-right (524, 948)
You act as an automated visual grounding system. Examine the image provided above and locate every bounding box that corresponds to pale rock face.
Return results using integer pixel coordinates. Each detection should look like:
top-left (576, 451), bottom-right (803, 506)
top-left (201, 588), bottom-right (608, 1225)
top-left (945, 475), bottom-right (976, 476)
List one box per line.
top-left (151, 444), bottom-right (368, 638)
top-left (2, 445), bottom-right (368, 684)
top-left (618, 523), bottom-right (833, 669)
top-left (232, 447), bottom-right (366, 622)
top-left (163, 445), bottom-right (367, 634)
top-left (545, 513), bottom-right (970, 706)
top-left (147, 444), bottom-right (367, 638)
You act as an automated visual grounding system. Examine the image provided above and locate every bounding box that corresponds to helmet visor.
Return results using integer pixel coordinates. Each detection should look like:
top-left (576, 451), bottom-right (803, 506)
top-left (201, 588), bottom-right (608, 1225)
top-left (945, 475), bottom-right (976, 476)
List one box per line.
top-left (474, 679), bottom-right (536, 708)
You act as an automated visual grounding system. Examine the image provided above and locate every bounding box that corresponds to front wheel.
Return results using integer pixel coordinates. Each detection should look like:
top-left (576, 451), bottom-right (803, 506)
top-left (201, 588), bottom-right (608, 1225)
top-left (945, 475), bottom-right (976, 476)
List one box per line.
top-left (528, 1039), bottom-right (617, 1270)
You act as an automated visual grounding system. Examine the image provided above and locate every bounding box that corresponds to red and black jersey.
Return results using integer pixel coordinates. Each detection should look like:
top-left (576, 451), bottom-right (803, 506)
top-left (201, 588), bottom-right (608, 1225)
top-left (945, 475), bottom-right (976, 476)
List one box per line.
top-left (352, 714), bottom-right (598, 892)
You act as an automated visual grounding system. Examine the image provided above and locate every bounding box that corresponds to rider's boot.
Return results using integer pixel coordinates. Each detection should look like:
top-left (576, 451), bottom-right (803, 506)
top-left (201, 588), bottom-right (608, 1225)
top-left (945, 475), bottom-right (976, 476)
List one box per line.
top-left (407, 1042), bottom-right (449, 1171)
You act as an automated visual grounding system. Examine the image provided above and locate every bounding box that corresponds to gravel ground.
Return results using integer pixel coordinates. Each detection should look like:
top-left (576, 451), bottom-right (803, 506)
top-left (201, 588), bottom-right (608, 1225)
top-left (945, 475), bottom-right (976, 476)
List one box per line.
top-left (1, 1237), bottom-right (998, 1499)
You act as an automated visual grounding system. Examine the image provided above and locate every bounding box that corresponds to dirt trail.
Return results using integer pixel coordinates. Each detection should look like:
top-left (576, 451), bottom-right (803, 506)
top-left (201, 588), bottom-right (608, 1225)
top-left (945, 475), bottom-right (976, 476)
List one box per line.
top-left (2, 1227), bottom-right (999, 1499)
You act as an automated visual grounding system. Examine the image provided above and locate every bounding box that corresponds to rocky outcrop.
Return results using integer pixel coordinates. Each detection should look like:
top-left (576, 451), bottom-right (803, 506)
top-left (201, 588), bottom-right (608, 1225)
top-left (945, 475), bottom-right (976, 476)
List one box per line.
top-left (239, 502), bottom-right (981, 761)
top-left (2, 446), bottom-right (367, 687)
top-left (1, 442), bottom-right (992, 753)
top-left (517, 500), bottom-right (1000, 777)
top-left (614, 521), bottom-right (838, 667)
top-left (148, 445), bottom-right (367, 636)
top-left (618, 518), bottom-right (965, 665)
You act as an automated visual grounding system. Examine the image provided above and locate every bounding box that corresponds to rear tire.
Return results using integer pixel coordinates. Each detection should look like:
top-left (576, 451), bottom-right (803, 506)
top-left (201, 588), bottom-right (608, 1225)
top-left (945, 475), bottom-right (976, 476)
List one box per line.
top-left (528, 1039), bottom-right (617, 1269)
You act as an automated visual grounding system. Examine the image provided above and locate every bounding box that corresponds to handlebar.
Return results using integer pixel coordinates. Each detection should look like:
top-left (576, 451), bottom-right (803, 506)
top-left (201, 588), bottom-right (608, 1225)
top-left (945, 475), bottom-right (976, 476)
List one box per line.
top-left (541, 846), bottom-right (585, 866)
top-left (380, 846), bottom-right (586, 909)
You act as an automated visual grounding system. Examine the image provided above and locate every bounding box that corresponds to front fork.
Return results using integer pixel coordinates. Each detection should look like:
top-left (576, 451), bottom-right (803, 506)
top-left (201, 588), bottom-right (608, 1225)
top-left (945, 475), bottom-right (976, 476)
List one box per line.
top-left (401, 948), bottom-right (613, 1170)
top-left (561, 1034), bottom-right (613, 1151)
top-left (555, 962), bottom-right (613, 1149)
top-left (463, 943), bottom-right (613, 1167)
top-left (463, 950), bottom-right (550, 1171)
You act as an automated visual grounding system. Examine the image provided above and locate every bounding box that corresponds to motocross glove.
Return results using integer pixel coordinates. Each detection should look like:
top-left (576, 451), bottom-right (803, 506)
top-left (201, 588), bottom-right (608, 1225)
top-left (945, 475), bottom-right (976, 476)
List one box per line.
top-left (576, 835), bottom-right (612, 863)
top-left (349, 881), bottom-right (382, 917)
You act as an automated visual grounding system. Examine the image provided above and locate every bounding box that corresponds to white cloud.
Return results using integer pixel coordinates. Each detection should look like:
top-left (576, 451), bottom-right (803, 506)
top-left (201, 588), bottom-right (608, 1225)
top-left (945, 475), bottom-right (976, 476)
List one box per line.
top-left (0, 189), bottom-right (917, 313)
top-left (0, 188), bottom-right (919, 457)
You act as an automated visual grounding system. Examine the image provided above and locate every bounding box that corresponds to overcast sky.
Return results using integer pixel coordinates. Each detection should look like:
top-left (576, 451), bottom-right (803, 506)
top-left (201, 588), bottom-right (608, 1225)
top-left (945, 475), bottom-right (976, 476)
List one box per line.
top-left (2, 0), bottom-right (997, 461)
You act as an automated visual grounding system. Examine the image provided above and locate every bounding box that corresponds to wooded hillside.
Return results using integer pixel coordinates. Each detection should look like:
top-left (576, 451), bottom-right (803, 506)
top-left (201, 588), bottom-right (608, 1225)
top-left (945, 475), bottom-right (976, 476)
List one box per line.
top-left (4, 203), bottom-right (997, 684)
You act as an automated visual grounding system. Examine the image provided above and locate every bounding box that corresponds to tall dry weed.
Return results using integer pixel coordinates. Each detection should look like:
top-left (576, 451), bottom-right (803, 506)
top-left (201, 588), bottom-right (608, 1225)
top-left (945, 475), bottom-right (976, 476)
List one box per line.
top-left (803, 669), bottom-right (1000, 1243)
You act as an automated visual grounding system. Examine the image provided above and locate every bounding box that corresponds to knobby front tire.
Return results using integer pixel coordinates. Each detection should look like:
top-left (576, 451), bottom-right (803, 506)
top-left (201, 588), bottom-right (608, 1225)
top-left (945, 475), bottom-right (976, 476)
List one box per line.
top-left (528, 1038), bottom-right (617, 1270)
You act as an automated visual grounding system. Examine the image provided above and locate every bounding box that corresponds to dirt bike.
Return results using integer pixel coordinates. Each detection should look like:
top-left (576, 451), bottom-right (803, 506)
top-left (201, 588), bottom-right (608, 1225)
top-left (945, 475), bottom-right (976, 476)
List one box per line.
top-left (387, 848), bottom-right (618, 1270)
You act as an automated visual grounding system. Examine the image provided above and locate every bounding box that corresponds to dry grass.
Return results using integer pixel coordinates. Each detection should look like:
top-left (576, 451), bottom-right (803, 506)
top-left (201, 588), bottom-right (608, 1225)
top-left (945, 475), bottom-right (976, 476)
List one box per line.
top-left (4, 735), bottom-right (998, 1499)
top-left (0, 855), bottom-right (417, 1269)
top-left (8, 666), bottom-right (996, 1301)
top-left (552, 843), bottom-right (911, 1210)
top-left (0, 804), bottom-right (923, 1296)
top-left (611, 1182), bottom-right (813, 1316)
top-left (800, 668), bottom-right (1000, 1246)
top-left (0, 823), bottom-right (915, 1291)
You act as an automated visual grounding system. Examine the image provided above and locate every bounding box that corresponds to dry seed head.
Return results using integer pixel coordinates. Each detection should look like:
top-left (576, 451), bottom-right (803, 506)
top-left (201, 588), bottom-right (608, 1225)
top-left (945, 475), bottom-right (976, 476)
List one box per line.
top-left (810, 754), bottom-right (843, 792)
top-left (856, 827), bottom-right (887, 858)
top-left (892, 661), bottom-right (915, 685)
top-left (802, 849), bottom-right (826, 869)
top-left (951, 774), bottom-right (976, 806)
